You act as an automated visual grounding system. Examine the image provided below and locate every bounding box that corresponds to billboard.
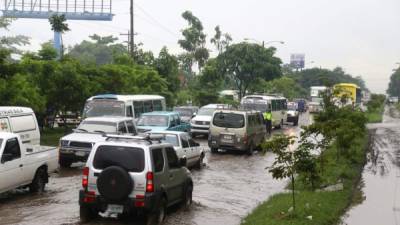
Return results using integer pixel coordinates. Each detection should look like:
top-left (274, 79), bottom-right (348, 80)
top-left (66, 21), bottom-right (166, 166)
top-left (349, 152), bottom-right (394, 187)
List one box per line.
top-left (290, 54), bottom-right (305, 69)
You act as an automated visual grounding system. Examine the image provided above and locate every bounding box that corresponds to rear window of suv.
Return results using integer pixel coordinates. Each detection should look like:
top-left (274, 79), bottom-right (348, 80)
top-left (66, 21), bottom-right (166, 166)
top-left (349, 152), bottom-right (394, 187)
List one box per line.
top-left (213, 112), bottom-right (245, 128)
top-left (93, 145), bottom-right (145, 172)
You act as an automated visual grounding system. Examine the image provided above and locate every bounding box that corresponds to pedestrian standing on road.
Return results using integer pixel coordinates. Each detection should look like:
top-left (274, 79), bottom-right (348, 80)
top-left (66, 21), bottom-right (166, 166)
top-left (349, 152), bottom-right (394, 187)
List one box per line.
top-left (263, 109), bottom-right (272, 135)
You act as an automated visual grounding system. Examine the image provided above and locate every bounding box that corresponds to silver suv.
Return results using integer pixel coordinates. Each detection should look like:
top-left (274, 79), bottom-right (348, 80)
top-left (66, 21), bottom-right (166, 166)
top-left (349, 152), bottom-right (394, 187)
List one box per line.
top-left (79, 134), bottom-right (193, 225)
top-left (208, 110), bottom-right (266, 155)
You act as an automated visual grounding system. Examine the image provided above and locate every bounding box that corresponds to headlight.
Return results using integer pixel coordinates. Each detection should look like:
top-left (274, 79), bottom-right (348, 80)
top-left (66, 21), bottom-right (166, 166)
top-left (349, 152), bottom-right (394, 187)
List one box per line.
top-left (60, 140), bottom-right (69, 147)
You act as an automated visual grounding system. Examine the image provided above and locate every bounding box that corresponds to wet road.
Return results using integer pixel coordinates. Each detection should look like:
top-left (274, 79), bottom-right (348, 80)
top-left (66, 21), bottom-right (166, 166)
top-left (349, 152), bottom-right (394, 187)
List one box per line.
top-left (0, 113), bottom-right (311, 225)
top-left (342, 106), bottom-right (400, 225)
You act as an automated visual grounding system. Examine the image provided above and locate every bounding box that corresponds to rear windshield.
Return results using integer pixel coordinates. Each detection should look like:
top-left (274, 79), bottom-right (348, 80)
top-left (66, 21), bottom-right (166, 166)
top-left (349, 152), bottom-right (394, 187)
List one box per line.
top-left (93, 145), bottom-right (145, 172)
top-left (213, 113), bottom-right (245, 128)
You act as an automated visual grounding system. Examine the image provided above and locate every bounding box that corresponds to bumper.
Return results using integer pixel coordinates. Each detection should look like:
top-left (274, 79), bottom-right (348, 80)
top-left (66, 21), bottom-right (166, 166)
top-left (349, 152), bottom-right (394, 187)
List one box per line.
top-left (59, 148), bottom-right (91, 162)
top-left (190, 125), bottom-right (210, 134)
top-left (79, 190), bottom-right (160, 214)
top-left (208, 135), bottom-right (248, 151)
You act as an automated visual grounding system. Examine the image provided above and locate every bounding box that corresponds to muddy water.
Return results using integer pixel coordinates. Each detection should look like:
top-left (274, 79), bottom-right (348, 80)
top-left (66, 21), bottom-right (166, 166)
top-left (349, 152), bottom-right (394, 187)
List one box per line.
top-left (0, 113), bottom-right (310, 225)
top-left (342, 106), bottom-right (400, 225)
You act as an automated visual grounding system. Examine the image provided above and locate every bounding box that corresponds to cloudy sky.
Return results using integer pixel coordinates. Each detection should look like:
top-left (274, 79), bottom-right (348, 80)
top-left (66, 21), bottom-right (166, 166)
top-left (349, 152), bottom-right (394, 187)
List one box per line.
top-left (1, 0), bottom-right (400, 93)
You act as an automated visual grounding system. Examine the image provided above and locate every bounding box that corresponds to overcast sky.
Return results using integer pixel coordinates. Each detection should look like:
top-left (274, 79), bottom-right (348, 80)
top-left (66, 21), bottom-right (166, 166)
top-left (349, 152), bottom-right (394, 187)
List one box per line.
top-left (1, 0), bottom-right (400, 93)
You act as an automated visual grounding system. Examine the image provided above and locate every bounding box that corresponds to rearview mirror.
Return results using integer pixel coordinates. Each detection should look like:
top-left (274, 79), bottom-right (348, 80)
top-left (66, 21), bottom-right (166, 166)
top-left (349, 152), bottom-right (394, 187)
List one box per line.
top-left (179, 158), bottom-right (187, 167)
top-left (1, 153), bottom-right (13, 164)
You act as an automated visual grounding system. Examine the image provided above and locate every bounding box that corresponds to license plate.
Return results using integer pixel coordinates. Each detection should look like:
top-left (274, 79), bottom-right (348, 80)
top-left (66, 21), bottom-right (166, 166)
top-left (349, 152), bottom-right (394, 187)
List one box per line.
top-left (223, 135), bottom-right (232, 140)
top-left (107, 204), bottom-right (124, 214)
top-left (75, 151), bottom-right (86, 157)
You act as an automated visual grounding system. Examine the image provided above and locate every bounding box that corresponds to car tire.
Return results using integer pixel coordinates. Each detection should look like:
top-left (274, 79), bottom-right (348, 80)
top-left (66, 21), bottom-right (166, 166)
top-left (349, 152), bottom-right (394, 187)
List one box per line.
top-left (183, 184), bottom-right (193, 211)
top-left (29, 168), bottom-right (47, 194)
top-left (211, 147), bottom-right (218, 154)
top-left (80, 205), bottom-right (97, 223)
top-left (146, 197), bottom-right (167, 225)
top-left (195, 153), bottom-right (205, 169)
top-left (59, 158), bottom-right (73, 168)
top-left (246, 144), bottom-right (254, 156)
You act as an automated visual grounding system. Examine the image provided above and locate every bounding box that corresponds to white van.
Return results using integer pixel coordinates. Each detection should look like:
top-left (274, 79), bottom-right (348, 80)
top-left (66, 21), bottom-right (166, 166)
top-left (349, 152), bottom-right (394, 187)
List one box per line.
top-left (190, 104), bottom-right (230, 138)
top-left (241, 95), bottom-right (288, 128)
top-left (0, 107), bottom-right (40, 145)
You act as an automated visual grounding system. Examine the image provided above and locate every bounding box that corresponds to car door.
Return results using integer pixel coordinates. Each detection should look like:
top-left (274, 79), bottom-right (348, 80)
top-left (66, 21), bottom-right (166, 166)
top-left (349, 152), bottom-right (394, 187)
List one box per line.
top-left (0, 137), bottom-right (24, 193)
top-left (179, 135), bottom-right (190, 162)
top-left (187, 135), bottom-right (200, 165)
top-left (117, 122), bottom-right (127, 134)
top-left (164, 147), bottom-right (184, 202)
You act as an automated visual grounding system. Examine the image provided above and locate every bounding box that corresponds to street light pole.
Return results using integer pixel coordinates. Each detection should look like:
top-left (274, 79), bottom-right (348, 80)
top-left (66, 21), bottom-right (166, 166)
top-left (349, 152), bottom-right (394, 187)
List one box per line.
top-left (244, 38), bottom-right (285, 47)
top-left (130, 0), bottom-right (135, 60)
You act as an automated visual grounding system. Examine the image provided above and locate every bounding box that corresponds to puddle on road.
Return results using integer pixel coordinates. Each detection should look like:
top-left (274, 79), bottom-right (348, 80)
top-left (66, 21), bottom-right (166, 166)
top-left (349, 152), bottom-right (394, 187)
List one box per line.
top-left (0, 114), bottom-right (310, 225)
top-left (342, 106), bottom-right (400, 225)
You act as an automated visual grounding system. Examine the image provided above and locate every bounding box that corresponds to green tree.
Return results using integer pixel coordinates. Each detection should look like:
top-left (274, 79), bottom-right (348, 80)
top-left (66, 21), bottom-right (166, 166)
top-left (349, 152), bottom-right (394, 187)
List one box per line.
top-left (68, 34), bottom-right (127, 65)
top-left (387, 67), bottom-right (400, 97)
top-left (218, 42), bottom-right (282, 99)
top-left (0, 17), bottom-right (30, 55)
top-left (178, 11), bottom-right (209, 73)
top-left (38, 42), bottom-right (58, 60)
top-left (210, 25), bottom-right (232, 55)
top-left (252, 76), bottom-right (308, 99)
top-left (49, 14), bottom-right (70, 57)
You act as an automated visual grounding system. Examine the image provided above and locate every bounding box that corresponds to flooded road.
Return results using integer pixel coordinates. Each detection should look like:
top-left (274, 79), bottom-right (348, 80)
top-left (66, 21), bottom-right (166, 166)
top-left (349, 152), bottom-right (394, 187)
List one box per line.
top-left (0, 113), bottom-right (311, 225)
top-left (342, 106), bottom-right (400, 225)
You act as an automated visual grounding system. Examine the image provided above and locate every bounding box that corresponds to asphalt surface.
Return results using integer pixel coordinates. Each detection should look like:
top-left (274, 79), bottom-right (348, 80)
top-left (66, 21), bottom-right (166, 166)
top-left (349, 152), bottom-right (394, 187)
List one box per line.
top-left (0, 113), bottom-right (311, 225)
top-left (342, 105), bottom-right (400, 225)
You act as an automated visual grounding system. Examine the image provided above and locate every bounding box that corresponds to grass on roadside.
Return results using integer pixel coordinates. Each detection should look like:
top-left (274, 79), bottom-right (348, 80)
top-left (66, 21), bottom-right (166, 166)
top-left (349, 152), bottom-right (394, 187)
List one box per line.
top-left (242, 135), bottom-right (368, 225)
top-left (365, 105), bottom-right (384, 123)
top-left (41, 127), bottom-right (72, 146)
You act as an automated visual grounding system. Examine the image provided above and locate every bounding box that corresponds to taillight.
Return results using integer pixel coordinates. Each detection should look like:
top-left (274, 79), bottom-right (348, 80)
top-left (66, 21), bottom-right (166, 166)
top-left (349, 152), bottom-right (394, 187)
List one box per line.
top-left (82, 167), bottom-right (89, 189)
top-left (83, 191), bottom-right (96, 203)
top-left (135, 195), bottom-right (145, 207)
top-left (146, 172), bottom-right (154, 193)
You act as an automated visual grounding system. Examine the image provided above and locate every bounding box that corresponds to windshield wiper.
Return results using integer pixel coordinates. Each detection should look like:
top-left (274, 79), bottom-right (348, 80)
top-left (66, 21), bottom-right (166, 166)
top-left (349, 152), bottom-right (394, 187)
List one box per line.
top-left (93, 130), bottom-right (106, 134)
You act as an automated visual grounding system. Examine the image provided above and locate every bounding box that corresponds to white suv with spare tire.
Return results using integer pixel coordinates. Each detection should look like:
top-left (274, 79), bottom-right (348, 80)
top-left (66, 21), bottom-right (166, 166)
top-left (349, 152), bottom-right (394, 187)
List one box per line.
top-left (79, 134), bottom-right (193, 225)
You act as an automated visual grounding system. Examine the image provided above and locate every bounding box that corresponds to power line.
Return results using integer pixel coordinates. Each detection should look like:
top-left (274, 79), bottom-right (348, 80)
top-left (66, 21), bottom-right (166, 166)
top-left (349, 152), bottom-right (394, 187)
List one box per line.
top-left (133, 2), bottom-right (179, 38)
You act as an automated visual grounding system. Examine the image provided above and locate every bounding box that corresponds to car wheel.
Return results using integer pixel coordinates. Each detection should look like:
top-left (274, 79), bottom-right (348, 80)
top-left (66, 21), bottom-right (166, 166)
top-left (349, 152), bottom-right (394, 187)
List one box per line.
top-left (80, 205), bottom-right (97, 223)
top-left (183, 184), bottom-right (193, 210)
top-left (246, 144), bottom-right (254, 156)
top-left (29, 168), bottom-right (47, 194)
top-left (195, 153), bottom-right (205, 169)
top-left (146, 197), bottom-right (167, 225)
top-left (59, 158), bottom-right (73, 168)
top-left (211, 147), bottom-right (218, 154)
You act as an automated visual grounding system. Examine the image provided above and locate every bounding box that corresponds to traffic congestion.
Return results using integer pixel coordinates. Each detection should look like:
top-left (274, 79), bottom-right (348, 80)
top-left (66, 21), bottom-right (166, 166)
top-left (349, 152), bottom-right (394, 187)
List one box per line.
top-left (0, 91), bottom-right (312, 225)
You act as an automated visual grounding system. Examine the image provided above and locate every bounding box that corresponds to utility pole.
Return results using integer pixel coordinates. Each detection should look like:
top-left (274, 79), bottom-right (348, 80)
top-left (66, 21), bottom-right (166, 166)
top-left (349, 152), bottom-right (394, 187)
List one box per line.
top-left (120, 31), bottom-right (131, 52)
top-left (130, 0), bottom-right (135, 59)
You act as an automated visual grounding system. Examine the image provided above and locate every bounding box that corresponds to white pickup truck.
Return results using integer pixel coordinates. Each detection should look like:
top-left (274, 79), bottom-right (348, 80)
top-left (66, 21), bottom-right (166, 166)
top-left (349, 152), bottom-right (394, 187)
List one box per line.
top-left (0, 132), bottom-right (58, 194)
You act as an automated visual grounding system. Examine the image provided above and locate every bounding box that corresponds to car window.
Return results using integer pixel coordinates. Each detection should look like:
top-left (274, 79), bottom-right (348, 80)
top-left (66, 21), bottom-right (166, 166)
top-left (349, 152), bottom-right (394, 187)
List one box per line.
top-left (118, 122), bottom-right (127, 133)
top-left (152, 148), bottom-right (164, 173)
top-left (165, 147), bottom-right (179, 169)
top-left (126, 106), bottom-right (133, 117)
top-left (2, 138), bottom-right (21, 162)
top-left (93, 145), bottom-right (145, 172)
top-left (213, 113), bottom-right (245, 128)
top-left (181, 136), bottom-right (189, 148)
top-left (188, 138), bottom-right (199, 147)
top-left (126, 120), bottom-right (136, 134)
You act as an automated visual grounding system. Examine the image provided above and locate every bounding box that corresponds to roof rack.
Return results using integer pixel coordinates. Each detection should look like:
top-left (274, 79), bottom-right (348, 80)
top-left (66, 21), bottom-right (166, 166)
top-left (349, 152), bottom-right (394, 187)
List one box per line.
top-left (103, 133), bottom-right (164, 144)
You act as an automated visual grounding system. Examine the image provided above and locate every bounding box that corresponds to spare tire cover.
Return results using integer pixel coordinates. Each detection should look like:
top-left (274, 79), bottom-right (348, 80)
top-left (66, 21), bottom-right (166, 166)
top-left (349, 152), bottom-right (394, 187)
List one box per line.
top-left (97, 166), bottom-right (133, 201)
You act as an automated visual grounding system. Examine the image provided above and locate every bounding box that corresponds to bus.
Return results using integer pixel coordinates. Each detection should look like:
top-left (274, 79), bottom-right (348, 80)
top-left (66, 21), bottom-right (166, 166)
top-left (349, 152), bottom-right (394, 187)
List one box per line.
top-left (333, 83), bottom-right (362, 106)
top-left (309, 86), bottom-right (328, 113)
top-left (240, 94), bottom-right (287, 128)
top-left (82, 94), bottom-right (166, 119)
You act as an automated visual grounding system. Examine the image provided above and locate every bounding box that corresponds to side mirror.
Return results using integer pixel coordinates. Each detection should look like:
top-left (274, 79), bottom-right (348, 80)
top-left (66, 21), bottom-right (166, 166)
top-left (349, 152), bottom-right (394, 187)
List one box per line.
top-left (1, 153), bottom-right (13, 164)
top-left (179, 158), bottom-right (187, 167)
top-left (192, 112), bottom-right (197, 118)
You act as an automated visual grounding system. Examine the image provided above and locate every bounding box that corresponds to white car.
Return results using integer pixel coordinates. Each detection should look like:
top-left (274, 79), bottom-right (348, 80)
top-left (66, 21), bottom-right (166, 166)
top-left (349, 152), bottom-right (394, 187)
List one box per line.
top-left (59, 117), bottom-right (137, 167)
top-left (149, 131), bottom-right (205, 169)
top-left (190, 104), bottom-right (230, 138)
